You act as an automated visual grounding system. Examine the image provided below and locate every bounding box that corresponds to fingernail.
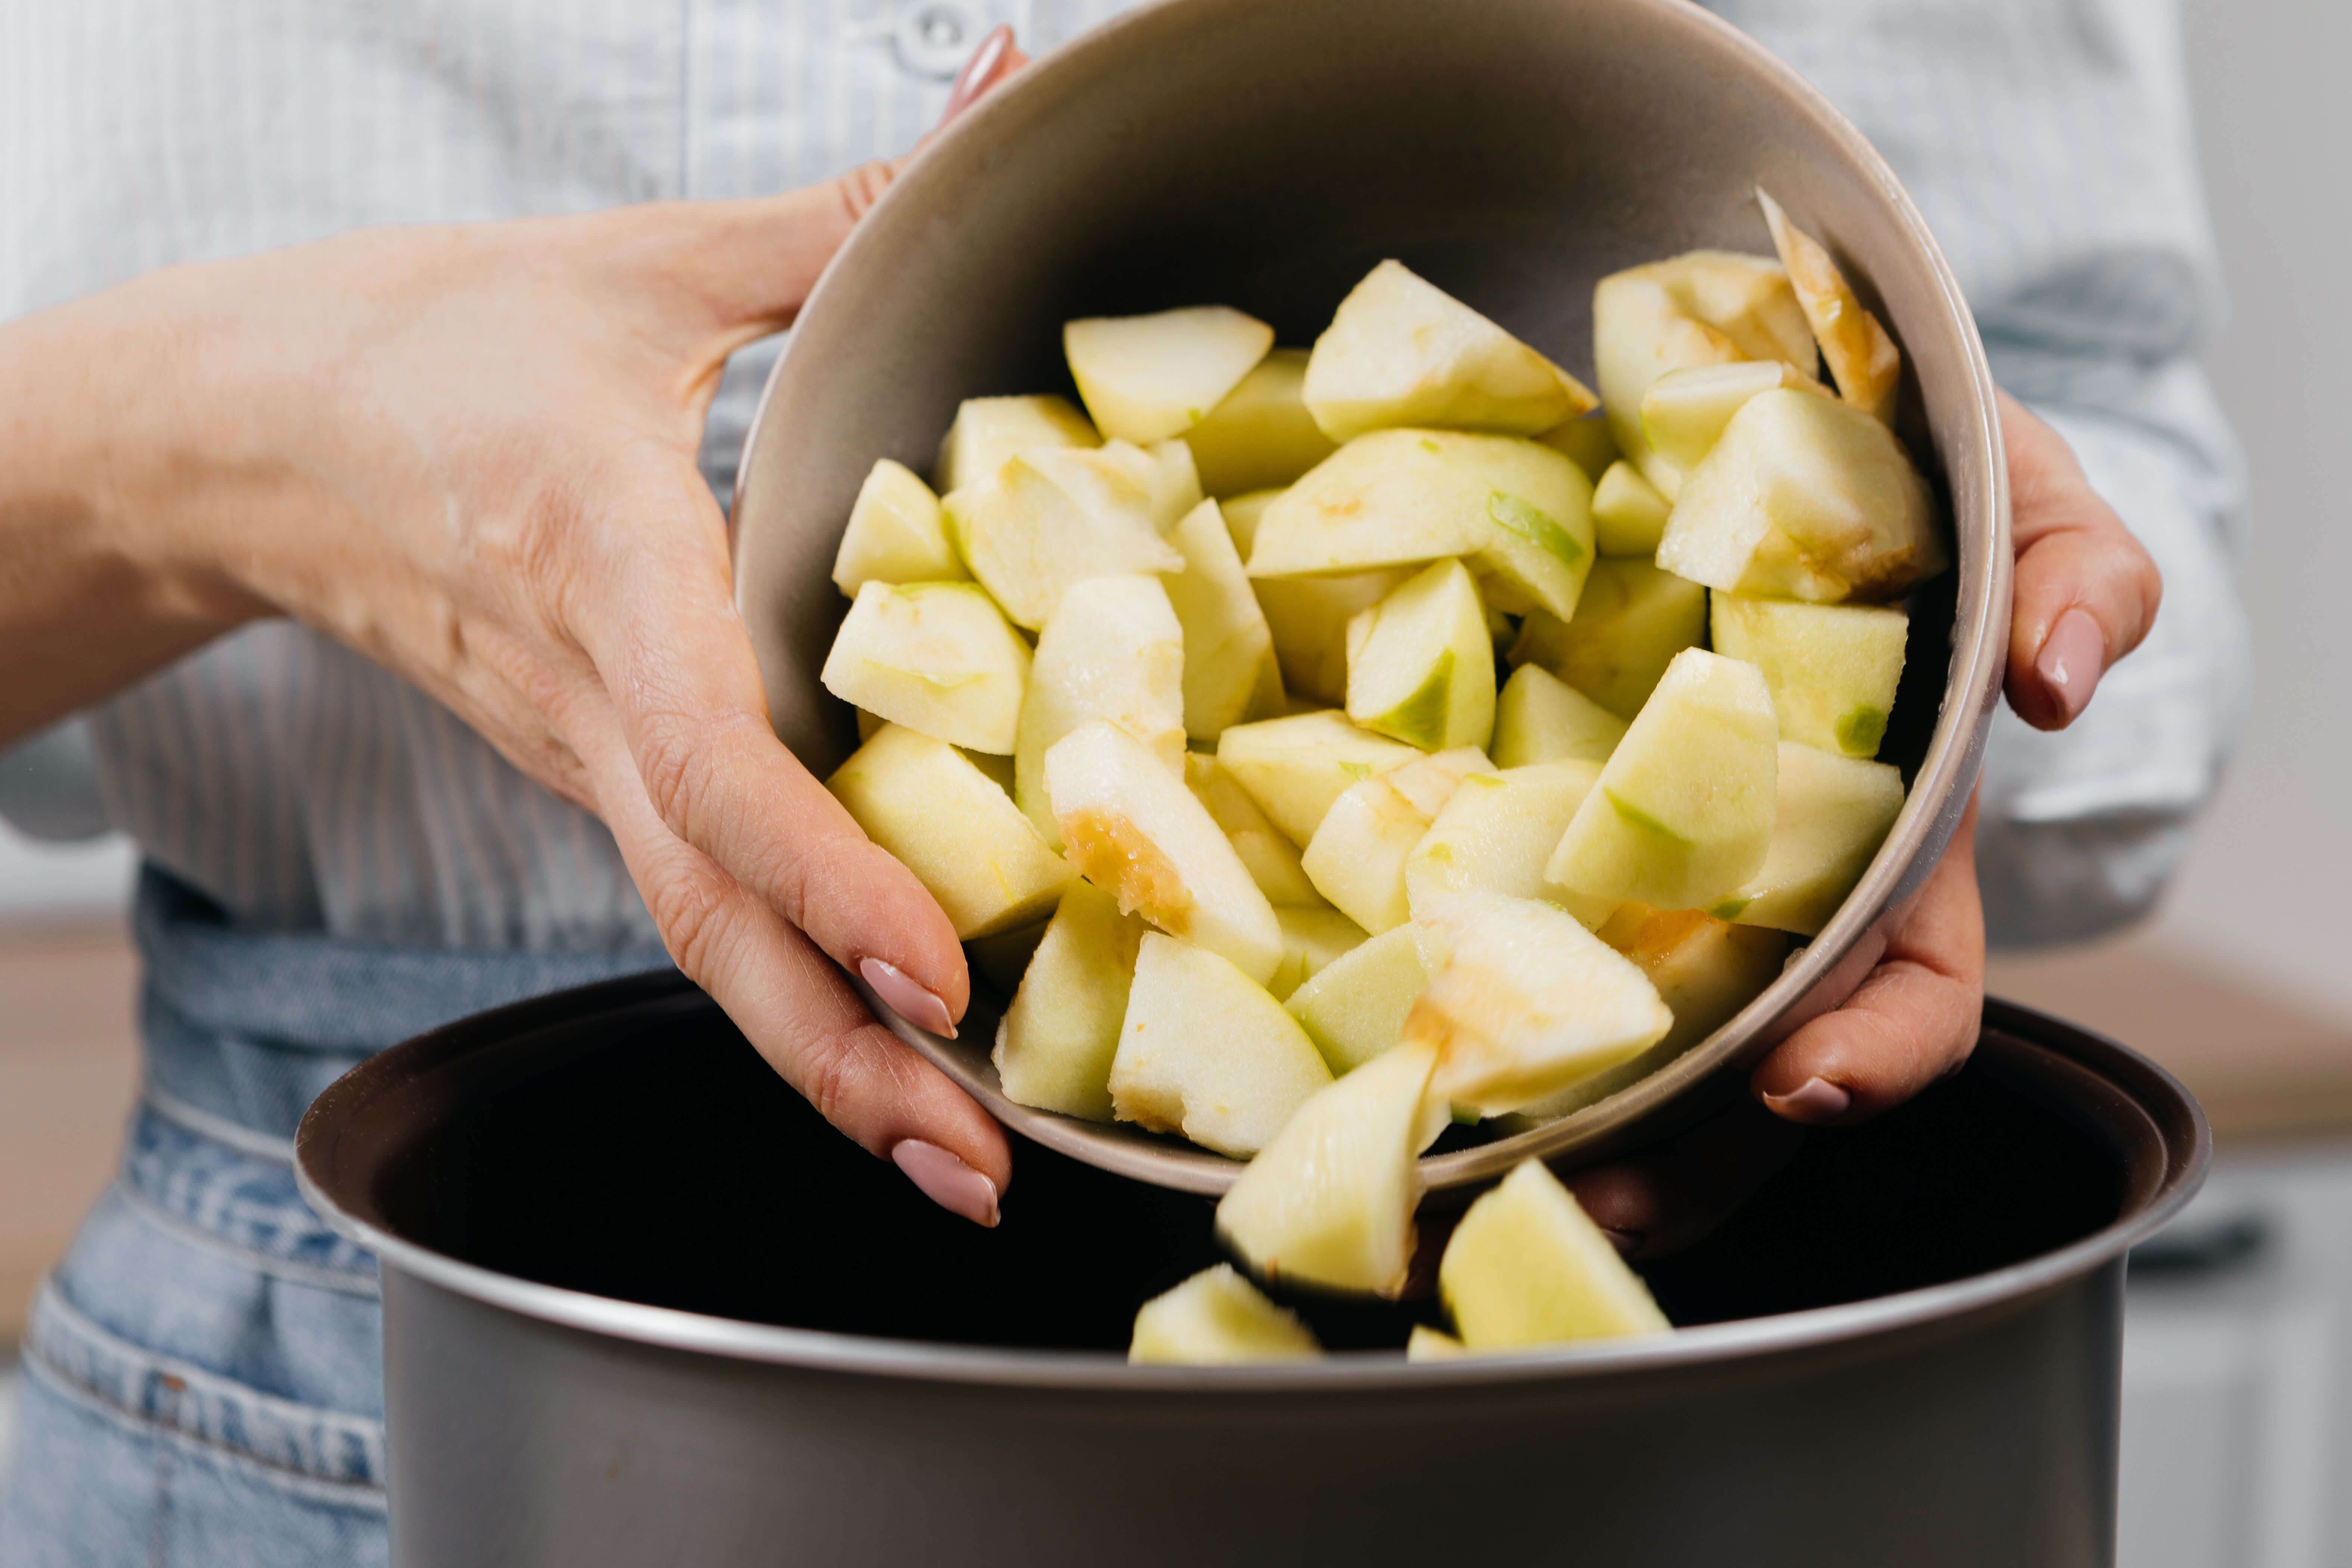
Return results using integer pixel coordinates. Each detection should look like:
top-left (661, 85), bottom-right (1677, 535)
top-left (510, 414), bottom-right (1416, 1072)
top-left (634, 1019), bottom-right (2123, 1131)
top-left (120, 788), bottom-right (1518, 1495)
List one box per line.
top-left (1763, 1077), bottom-right (1853, 1124)
top-left (860, 957), bottom-right (958, 1039)
top-left (940, 24), bottom-right (1014, 124)
top-left (2035, 608), bottom-right (2105, 726)
top-left (1600, 1226), bottom-right (1642, 1258)
top-left (892, 1139), bottom-right (1000, 1227)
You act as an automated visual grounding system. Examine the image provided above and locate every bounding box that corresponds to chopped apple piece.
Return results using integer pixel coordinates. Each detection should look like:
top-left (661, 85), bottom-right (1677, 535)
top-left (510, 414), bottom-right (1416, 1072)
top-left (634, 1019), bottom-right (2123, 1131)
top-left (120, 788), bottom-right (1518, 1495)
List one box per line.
top-left (943, 446), bottom-right (1185, 629)
top-left (1064, 306), bottom-right (1275, 445)
top-left (1440, 1159), bottom-right (1670, 1347)
top-left (1097, 437), bottom-right (1207, 533)
top-left (1184, 753), bottom-right (1326, 910)
top-left (1545, 649), bottom-right (1779, 911)
top-left (1165, 500), bottom-right (1285, 741)
top-left (1014, 575), bottom-right (1186, 849)
top-left (1511, 559), bottom-right (1708, 722)
top-left (1303, 260), bottom-right (1597, 441)
top-left (1268, 906), bottom-right (1371, 1002)
top-left (1213, 710), bottom-right (1421, 848)
top-left (820, 581), bottom-right (1030, 754)
top-left (1255, 568), bottom-right (1410, 708)
top-left (1592, 250), bottom-right (1813, 498)
top-left (1405, 761), bottom-right (1604, 919)
top-left (1757, 188), bottom-right (1901, 425)
top-left (1247, 430), bottom-right (1594, 623)
top-left (1301, 749), bottom-right (1492, 934)
top-left (1712, 742), bottom-right (1905, 936)
top-left (1655, 388), bottom-right (1946, 603)
top-left (1408, 892), bottom-right (1672, 1116)
top-left (831, 459), bottom-right (966, 595)
top-left (1406, 1325), bottom-right (1471, 1361)
top-left (933, 394), bottom-right (1100, 493)
top-left (1344, 558), bottom-right (1496, 752)
top-left (1589, 460), bottom-right (1672, 559)
top-left (1216, 1036), bottom-right (1439, 1297)
top-left (992, 881), bottom-right (1148, 1121)
top-left (1709, 592), bottom-right (1908, 758)
top-left (1536, 415), bottom-right (1620, 483)
top-left (1046, 722), bottom-right (1283, 984)
top-left (827, 724), bottom-right (1070, 940)
top-left (1639, 360), bottom-right (1825, 474)
top-left (1181, 348), bottom-right (1341, 497)
top-left (1129, 1264), bottom-right (1323, 1364)
top-left (1108, 933), bottom-right (1333, 1156)
top-left (1285, 923), bottom-right (1430, 1075)
top-left (963, 747), bottom-right (1016, 795)
top-left (965, 919), bottom-right (1049, 996)
top-left (1490, 666), bottom-right (1627, 768)
top-left (1217, 487), bottom-right (1284, 557)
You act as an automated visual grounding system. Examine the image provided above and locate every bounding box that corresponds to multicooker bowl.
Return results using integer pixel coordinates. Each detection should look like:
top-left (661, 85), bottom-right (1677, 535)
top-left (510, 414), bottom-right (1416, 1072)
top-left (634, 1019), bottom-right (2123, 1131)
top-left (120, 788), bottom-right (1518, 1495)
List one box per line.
top-left (730, 0), bottom-right (2010, 1192)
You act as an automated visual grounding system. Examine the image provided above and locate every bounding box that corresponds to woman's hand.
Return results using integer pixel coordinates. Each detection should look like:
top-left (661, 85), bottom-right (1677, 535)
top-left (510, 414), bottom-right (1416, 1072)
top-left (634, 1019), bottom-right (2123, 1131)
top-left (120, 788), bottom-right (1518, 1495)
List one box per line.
top-left (0, 30), bottom-right (1027, 1224)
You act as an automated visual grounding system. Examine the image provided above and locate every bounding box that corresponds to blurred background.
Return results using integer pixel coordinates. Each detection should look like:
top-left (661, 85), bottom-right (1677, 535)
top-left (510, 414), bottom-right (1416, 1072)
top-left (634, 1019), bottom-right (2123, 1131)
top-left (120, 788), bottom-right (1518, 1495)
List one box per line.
top-left (0, 0), bottom-right (2346, 1555)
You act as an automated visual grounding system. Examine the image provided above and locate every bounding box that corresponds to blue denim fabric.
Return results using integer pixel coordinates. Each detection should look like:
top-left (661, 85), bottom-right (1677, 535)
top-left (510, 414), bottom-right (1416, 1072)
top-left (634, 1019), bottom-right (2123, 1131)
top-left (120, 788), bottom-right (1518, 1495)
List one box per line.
top-left (0, 867), bottom-right (670, 1565)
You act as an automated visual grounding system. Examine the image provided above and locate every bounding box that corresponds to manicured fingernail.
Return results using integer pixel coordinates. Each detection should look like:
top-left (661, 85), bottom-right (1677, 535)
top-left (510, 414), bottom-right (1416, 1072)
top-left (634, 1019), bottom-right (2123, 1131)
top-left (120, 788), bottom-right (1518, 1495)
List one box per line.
top-left (940, 24), bottom-right (1014, 124)
top-left (892, 1139), bottom-right (1000, 1227)
top-left (1600, 1226), bottom-right (1642, 1258)
top-left (1763, 1078), bottom-right (1852, 1124)
top-left (860, 957), bottom-right (957, 1038)
top-left (2035, 608), bottom-right (2105, 725)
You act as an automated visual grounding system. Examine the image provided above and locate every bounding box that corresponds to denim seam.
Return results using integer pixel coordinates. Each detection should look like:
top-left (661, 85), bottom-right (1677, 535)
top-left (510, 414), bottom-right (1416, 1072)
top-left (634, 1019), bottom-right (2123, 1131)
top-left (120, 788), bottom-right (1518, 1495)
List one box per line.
top-left (111, 1183), bottom-right (382, 1299)
top-left (142, 1082), bottom-right (299, 1165)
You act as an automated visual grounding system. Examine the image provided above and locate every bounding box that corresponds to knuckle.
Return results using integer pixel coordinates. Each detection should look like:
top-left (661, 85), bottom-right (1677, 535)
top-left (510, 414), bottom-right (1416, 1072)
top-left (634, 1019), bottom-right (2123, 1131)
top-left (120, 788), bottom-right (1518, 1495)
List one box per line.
top-left (646, 863), bottom-right (739, 980)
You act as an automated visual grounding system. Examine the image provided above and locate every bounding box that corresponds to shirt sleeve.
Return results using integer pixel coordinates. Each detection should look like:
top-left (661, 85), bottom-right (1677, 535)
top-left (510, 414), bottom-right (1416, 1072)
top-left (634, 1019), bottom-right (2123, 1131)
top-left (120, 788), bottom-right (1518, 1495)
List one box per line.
top-left (1708, 0), bottom-right (2253, 947)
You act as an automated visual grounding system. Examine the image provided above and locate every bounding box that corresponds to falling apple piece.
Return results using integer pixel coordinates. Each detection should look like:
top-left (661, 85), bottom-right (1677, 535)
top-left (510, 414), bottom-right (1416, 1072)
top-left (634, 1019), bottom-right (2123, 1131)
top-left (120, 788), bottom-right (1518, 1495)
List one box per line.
top-left (1440, 1159), bottom-right (1671, 1348)
top-left (1129, 1264), bottom-right (1324, 1364)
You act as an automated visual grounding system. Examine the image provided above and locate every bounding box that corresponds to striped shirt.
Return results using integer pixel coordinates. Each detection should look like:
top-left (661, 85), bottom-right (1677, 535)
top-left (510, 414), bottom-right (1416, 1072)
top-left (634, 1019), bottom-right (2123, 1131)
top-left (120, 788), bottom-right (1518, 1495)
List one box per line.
top-left (0, 0), bottom-right (2247, 953)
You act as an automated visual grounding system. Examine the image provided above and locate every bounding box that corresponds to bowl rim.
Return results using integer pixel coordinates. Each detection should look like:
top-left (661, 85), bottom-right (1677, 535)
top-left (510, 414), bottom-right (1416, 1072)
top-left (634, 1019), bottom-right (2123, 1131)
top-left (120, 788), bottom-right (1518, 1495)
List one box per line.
top-left (728, 0), bottom-right (2012, 1195)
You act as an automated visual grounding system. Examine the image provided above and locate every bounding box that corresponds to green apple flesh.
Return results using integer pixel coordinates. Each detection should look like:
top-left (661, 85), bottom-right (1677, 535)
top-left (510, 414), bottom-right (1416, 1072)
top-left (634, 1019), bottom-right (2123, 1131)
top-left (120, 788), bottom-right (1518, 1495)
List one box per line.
top-left (1655, 388), bottom-right (1946, 603)
top-left (993, 880), bottom-right (1148, 1121)
top-left (1589, 461), bottom-right (1673, 560)
top-left (943, 445), bottom-right (1186, 630)
top-left (1546, 648), bottom-right (1779, 911)
top-left (1440, 1159), bottom-right (1670, 1347)
top-left (820, 581), bottom-right (1030, 755)
top-left (1165, 500), bottom-right (1285, 741)
top-left (1301, 749), bottom-right (1492, 934)
top-left (1408, 891), bottom-right (1672, 1116)
top-left (1184, 753), bottom-right (1327, 910)
top-left (1709, 592), bottom-right (1908, 758)
top-left (831, 459), bottom-right (965, 595)
top-left (1490, 665), bottom-right (1627, 768)
top-left (1128, 1264), bottom-right (1323, 1364)
top-left (1758, 187), bottom-right (1901, 425)
top-left (1247, 429), bottom-right (1594, 623)
top-left (1182, 348), bottom-right (1341, 498)
top-left (1215, 1036), bottom-right (1439, 1297)
top-left (1064, 305), bottom-right (1275, 445)
top-left (1406, 1325), bottom-right (1471, 1362)
top-left (1268, 906), bottom-right (1371, 1003)
top-left (1344, 558), bottom-right (1496, 751)
top-left (1712, 741), bottom-right (1904, 936)
top-left (1014, 574), bottom-right (1187, 848)
top-left (1405, 761), bottom-right (1604, 920)
top-left (1303, 260), bottom-right (1598, 441)
top-left (1639, 359), bottom-right (1825, 474)
top-left (826, 724), bottom-right (1070, 940)
top-left (933, 394), bottom-right (1100, 493)
top-left (1536, 415), bottom-right (1620, 483)
top-left (1213, 710), bottom-right (1421, 848)
top-left (1108, 932), bottom-right (1333, 1156)
top-left (1511, 558), bottom-right (1708, 722)
top-left (1284, 923), bottom-right (1430, 1075)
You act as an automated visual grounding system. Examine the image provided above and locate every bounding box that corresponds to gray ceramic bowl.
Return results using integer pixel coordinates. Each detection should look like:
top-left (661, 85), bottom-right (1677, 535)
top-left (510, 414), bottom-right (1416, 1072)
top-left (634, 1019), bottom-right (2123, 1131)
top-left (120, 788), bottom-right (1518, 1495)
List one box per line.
top-left (732, 0), bottom-right (2009, 1195)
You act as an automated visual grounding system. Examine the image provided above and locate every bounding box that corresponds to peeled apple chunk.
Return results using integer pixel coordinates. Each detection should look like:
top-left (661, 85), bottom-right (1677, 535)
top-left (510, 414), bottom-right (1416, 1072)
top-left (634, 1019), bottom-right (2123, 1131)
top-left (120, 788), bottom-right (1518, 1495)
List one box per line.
top-left (1184, 753), bottom-right (1326, 910)
top-left (1511, 559), bottom-right (1708, 723)
top-left (1098, 437), bottom-right (1207, 533)
top-left (1015, 575), bottom-right (1187, 848)
top-left (1654, 389), bottom-right (1946, 604)
top-left (831, 459), bottom-right (965, 595)
top-left (1303, 260), bottom-right (1598, 442)
top-left (1182, 348), bottom-right (1340, 497)
top-left (1440, 1159), bottom-right (1670, 1348)
top-left (1589, 460), bottom-right (1673, 559)
top-left (1546, 649), bottom-right (1779, 912)
top-left (1215, 1036), bottom-right (1440, 1297)
top-left (820, 581), bottom-right (1031, 754)
top-left (1490, 666), bottom-right (1627, 769)
top-left (1639, 360), bottom-right (1825, 475)
top-left (826, 724), bottom-right (1070, 940)
top-left (944, 446), bottom-right (1185, 630)
top-left (1404, 761), bottom-right (1605, 919)
top-left (1713, 742), bottom-right (1905, 936)
top-left (1268, 906), bottom-right (1370, 1003)
top-left (1709, 592), bottom-right (1908, 758)
top-left (1108, 933), bottom-right (1333, 1157)
top-left (1256, 569), bottom-right (1409, 709)
top-left (1301, 749), bottom-right (1493, 935)
top-left (1214, 710), bottom-right (1421, 848)
top-left (1592, 250), bottom-right (1814, 498)
top-left (993, 881), bottom-right (1148, 1121)
top-left (1758, 187), bottom-right (1902, 425)
top-left (1285, 923), bottom-right (1430, 1075)
top-left (1247, 430), bottom-right (1595, 624)
top-left (1129, 1264), bottom-right (1323, 1365)
top-left (933, 394), bottom-right (1099, 493)
top-left (1164, 500), bottom-right (1286, 741)
top-left (1064, 305), bottom-right (1275, 445)
top-left (1344, 558), bottom-right (1496, 752)
top-left (1408, 892), bottom-right (1672, 1117)
top-left (1537, 415), bottom-right (1620, 483)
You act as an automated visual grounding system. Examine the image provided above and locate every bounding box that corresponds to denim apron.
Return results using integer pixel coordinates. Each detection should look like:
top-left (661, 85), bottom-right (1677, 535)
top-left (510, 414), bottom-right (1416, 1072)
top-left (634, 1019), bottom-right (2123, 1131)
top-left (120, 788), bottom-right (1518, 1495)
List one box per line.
top-left (0, 867), bottom-right (669, 1566)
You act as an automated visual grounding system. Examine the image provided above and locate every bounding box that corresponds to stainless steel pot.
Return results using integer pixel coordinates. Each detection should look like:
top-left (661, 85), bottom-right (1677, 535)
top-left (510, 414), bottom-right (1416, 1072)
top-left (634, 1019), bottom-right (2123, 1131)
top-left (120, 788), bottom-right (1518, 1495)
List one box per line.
top-left (297, 977), bottom-right (2204, 1567)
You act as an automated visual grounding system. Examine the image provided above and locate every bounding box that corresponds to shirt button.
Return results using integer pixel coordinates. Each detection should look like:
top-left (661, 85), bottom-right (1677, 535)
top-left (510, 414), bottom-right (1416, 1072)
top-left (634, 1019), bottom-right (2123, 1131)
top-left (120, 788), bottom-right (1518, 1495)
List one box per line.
top-left (894, 0), bottom-right (987, 79)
